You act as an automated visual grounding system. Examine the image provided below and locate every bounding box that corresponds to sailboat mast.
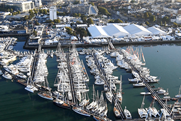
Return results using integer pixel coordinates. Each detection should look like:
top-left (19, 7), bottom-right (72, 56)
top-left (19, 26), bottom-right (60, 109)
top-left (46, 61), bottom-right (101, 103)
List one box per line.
top-left (141, 95), bottom-right (145, 109)
top-left (120, 75), bottom-right (122, 92)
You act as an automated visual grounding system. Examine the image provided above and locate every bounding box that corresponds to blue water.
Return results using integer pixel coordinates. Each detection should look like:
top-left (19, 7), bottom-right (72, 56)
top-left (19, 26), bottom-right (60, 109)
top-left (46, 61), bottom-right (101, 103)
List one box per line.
top-left (0, 39), bottom-right (181, 120)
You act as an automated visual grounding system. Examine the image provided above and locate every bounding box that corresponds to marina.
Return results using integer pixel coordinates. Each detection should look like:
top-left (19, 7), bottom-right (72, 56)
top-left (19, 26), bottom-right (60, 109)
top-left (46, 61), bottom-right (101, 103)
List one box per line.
top-left (1, 37), bottom-right (181, 121)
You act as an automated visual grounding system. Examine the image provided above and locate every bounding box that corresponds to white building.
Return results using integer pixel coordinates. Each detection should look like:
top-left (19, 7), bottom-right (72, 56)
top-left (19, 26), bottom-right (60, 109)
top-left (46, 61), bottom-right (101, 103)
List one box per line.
top-left (49, 6), bottom-right (57, 20)
top-left (33, 0), bottom-right (42, 7)
top-left (6, 1), bottom-right (34, 12)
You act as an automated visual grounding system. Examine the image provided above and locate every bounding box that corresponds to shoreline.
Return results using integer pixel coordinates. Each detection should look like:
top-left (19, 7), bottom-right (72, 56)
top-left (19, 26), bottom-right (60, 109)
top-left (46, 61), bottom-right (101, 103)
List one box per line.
top-left (23, 40), bottom-right (181, 49)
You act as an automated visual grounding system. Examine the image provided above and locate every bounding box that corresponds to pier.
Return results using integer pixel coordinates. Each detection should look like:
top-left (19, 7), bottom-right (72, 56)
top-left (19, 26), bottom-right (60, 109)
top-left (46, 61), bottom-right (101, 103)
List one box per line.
top-left (67, 53), bottom-right (77, 105)
top-left (92, 51), bottom-right (125, 120)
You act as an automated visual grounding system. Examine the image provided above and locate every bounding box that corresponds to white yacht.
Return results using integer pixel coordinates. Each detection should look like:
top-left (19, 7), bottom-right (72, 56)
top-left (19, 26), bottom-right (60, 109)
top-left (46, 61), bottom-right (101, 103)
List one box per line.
top-left (133, 82), bottom-right (145, 87)
top-left (140, 92), bottom-right (151, 95)
top-left (2, 72), bottom-right (12, 80)
top-left (124, 106), bottom-right (132, 119)
top-left (175, 85), bottom-right (181, 98)
top-left (138, 95), bottom-right (148, 118)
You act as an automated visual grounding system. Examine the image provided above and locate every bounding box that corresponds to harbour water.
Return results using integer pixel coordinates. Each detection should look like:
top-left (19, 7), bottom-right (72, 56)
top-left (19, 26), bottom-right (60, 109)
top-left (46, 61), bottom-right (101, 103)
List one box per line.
top-left (1, 38), bottom-right (181, 121)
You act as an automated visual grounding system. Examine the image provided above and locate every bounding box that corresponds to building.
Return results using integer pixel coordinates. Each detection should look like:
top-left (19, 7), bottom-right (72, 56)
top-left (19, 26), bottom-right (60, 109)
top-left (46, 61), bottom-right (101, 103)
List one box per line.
top-left (49, 6), bottom-right (57, 20)
top-left (68, 3), bottom-right (99, 16)
top-left (33, 0), bottom-right (42, 7)
top-left (6, 1), bottom-right (34, 12)
top-left (0, 12), bottom-right (10, 19)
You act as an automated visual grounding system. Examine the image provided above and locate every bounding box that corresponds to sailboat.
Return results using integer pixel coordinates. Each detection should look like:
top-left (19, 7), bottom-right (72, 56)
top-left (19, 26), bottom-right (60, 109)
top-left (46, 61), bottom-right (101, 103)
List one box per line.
top-left (138, 95), bottom-right (148, 118)
top-left (86, 85), bottom-right (96, 110)
top-left (175, 85), bottom-right (181, 98)
top-left (53, 86), bottom-right (71, 109)
top-left (116, 75), bottom-right (122, 103)
top-left (124, 106), bottom-right (132, 119)
top-left (79, 93), bottom-right (89, 107)
top-left (106, 80), bottom-right (113, 103)
top-left (25, 76), bottom-right (38, 93)
top-left (113, 99), bottom-right (121, 118)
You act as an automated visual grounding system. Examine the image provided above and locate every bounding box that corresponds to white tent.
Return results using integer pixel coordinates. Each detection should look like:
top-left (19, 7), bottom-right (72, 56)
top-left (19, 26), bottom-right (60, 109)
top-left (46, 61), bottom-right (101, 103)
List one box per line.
top-left (147, 26), bottom-right (167, 35)
top-left (124, 24), bottom-right (152, 36)
top-left (103, 24), bottom-right (130, 38)
top-left (88, 25), bottom-right (110, 38)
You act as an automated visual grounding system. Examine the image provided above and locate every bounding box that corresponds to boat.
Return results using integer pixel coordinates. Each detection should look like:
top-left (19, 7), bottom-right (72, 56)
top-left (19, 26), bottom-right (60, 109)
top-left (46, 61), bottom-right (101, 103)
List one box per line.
top-left (38, 91), bottom-right (53, 100)
top-left (116, 75), bottom-right (122, 103)
top-left (25, 76), bottom-right (38, 93)
top-left (128, 78), bottom-right (141, 83)
top-left (140, 92), bottom-right (151, 95)
top-left (0, 70), bottom-right (3, 75)
top-left (106, 81), bottom-right (113, 103)
top-left (2, 72), bottom-right (12, 80)
top-left (113, 99), bottom-right (121, 118)
top-left (138, 95), bottom-right (148, 118)
top-left (17, 72), bottom-right (27, 79)
top-left (175, 85), bottom-right (181, 98)
top-left (53, 93), bottom-right (71, 109)
top-left (86, 85), bottom-right (96, 110)
top-left (124, 106), bottom-right (132, 119)
top-left (72, 106), bottom-right (90, 117)
top-left (79, 93), bottom-right (89, 107)
top-left (133, 82), bottom-right (145, 87)
top-left (157, 88), bottom-right (167, 95)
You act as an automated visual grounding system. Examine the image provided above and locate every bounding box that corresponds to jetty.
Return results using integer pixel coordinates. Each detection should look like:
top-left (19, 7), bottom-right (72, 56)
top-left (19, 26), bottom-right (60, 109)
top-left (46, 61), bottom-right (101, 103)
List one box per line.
top-left (92, 51), bottom-right (125, 119)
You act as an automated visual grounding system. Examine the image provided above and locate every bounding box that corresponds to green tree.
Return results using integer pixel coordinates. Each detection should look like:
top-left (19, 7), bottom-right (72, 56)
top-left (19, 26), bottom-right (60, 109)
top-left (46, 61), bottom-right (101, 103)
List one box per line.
top-left (10, 8), bottom-right (13, 13)
top-left (73, 13), bottom-right (78, 17)
top-left (150, 15), bottom-right (156, 22)
top-left (43, 9), bottom-right (47, 14)
top-left (173, 22), bottom-right (178, 27)
top-left (160, 21), bottom-right (163, 26)
top-left (131, 0), bottom-right (135, 3)
top-left (24, 15), bottom-right (29, 21)
top-left (76, 21), bottom-right (82, 24)
top-left (164, 21), bottom-right (167, 26)
top-left (33, 30), bottom-right (37, 36)
top-left (98, 6), bottom-right (111, 16)
top-left (114, 19), bottom-right (123, 23)
top-left (108, 19), bottom-right (115, 23)
top-left (35, 21), bottom-right (39, 25)
top-left (17, 10), bottom-right (20, 14)
top-left (145, 21), bottom-right (149, 25)
top-left (144, 12), bottom-right (149, 19)
top-left (8, 9), bottom-right (10, 12)
top-left (87, 18), bottom-right (94, 24)
top-left (89, 2), bottom-right (94, 6)
top-left (54, 19), bottom-right (60, 23)
top-left (65, 27), bottom-right (73, 35)
top-left (73, 0), bottom-right (79, 4)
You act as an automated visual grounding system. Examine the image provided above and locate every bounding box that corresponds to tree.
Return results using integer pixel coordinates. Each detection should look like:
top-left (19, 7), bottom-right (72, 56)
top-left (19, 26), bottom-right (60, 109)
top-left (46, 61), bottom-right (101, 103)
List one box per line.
top-left (145, 21), bottom-right (149, 26)
top-left (24, 15), bottom-right (29, 21)
top-left (73, 13), bottom-right (78, 17)
top-left (65, 27), bottom-right (73, 35)
top-left (164, 21), bottom-right (167, 26)
top-left (150, 15), bottom-right (156, 22)
top-left (8, 9), bottom-right (10, 12)
top-left (89, 2), bottom-right (94, 6)
top-left (131, 0), bottom-right (135, 3)
top-left (173, 22), bottom-right (178, 27)
top-left (108, 19), bottom-right (114, 23)
top-left (160, 21), bottom-right (163, 26)
top-left (33, 30), bottom-right (37, 36)
top-left (76, 21), bottom-right (82, 24)
top-left (98, 6), bottom-right (111, 16)
top-left (43, 9), bottom-right (47, 14)
top-left (73, 0), bottom-right (79, 4)
top-left (10, 8), bottom-right (13, 13)
top-left (144, 12), bottom-right (149, 19)
top-left (87, 18), bottom-right (94, 24)
top-left (17, 10), bottom-right (20, 14)
top-left (114, 19), bottom-right (123, 23)
top-left (54, 19), bottom-right (60, 23)
top-left (35, 21), bottom-right (39, 25)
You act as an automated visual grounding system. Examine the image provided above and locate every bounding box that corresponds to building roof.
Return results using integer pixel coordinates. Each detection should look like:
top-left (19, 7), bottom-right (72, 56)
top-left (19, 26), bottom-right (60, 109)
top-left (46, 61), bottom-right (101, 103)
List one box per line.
top-left (88, 25), bottom-right (110, 38)
top-left (147, 26), bottom-right (167, 35)
top-left (103, 24), bottom-right (129, 38)
top-left (124, 24), bottom-right (152, 36)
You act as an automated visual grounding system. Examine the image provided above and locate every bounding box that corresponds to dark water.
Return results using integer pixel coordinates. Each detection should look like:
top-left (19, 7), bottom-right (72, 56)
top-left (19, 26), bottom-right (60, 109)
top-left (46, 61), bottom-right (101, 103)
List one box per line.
top-left (1, 40), bottom-right (181, 120)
